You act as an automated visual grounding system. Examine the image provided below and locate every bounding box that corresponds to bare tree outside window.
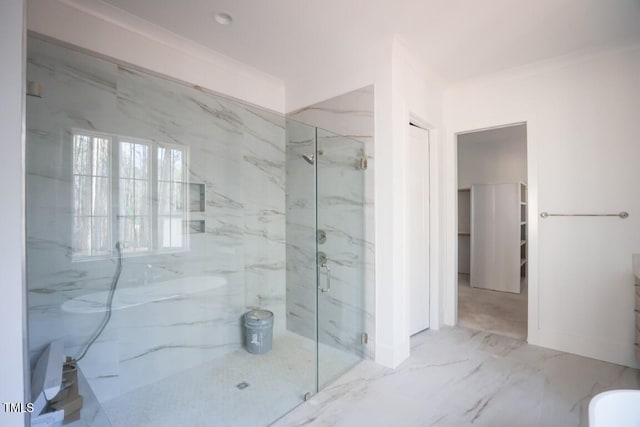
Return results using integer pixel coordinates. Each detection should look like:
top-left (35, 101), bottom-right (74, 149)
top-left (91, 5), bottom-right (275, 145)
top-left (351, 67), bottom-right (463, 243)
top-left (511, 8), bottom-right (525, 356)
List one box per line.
top-left (119, 141), bottom-right (151, 253)
top-left (72, 133), bottom-right (111, 258)
top-left (71, 130), bottom-right (188, 260)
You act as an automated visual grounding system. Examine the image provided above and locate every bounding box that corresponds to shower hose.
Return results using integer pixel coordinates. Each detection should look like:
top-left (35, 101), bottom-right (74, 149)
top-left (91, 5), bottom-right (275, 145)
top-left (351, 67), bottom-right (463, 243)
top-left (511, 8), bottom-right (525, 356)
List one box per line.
top-left (74, 241), bottom-right (123, 362)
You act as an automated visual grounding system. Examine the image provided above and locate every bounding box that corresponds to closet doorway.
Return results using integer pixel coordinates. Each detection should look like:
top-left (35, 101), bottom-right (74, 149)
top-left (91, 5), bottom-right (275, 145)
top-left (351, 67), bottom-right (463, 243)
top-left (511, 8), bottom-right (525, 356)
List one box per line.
top-left (456, 124), bottom-right (528, 339)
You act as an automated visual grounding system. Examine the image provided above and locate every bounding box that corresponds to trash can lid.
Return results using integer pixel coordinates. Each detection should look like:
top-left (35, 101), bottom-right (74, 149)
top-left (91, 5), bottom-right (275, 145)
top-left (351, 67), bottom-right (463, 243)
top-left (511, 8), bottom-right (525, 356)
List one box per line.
top-left (245, 309), bottom-right (273, 321)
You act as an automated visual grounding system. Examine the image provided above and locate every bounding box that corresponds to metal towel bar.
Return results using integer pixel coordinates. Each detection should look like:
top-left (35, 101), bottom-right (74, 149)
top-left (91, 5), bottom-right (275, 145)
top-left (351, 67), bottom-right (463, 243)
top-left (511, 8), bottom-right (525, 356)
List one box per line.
top-left (540, 211), bottom-right (629, 219)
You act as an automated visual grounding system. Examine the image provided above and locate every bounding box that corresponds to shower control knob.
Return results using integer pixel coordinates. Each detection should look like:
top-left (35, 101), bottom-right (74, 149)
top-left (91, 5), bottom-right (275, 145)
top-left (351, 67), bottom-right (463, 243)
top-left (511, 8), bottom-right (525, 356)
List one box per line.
top-left (318, 252), bottom-right (327, 266)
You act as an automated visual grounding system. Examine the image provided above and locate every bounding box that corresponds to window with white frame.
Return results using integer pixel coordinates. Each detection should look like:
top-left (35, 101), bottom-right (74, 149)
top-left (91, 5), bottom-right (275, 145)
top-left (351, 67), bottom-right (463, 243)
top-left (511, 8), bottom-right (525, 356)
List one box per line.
top-left (71, 130), bottom-right (189, 260)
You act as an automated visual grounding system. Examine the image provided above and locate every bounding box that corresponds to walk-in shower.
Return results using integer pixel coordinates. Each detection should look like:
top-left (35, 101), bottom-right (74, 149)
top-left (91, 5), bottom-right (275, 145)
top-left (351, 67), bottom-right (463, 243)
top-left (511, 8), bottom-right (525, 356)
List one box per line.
top-left (26, 35), bottom-right (366, 426)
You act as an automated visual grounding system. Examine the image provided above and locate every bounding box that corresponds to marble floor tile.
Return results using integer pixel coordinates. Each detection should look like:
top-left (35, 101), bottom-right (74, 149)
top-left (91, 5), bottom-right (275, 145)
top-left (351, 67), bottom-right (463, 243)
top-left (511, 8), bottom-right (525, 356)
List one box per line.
top-left (273, 326), bottom-right (640, 427)
top-left (457, 274), bottom-right (527, 339)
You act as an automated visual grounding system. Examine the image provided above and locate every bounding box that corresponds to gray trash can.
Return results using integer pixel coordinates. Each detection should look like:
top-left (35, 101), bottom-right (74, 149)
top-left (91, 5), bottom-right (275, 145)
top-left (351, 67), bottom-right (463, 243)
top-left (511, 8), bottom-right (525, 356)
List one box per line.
top-left (244, 310), bottom-right (274, 354)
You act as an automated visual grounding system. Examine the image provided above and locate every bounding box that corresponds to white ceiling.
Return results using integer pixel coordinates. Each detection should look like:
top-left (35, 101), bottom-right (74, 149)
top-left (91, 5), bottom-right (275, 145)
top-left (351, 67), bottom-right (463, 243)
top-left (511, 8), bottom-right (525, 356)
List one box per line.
top-left (99, 0), bottom-right (640, 84)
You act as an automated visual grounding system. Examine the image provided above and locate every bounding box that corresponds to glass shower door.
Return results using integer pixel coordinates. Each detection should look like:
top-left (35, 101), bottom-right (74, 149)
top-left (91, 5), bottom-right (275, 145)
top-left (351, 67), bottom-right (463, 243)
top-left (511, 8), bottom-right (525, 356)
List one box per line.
top-left (315, 128), bottom-right (366, 388)
top-left (284, 119), bottom-right (320, 399)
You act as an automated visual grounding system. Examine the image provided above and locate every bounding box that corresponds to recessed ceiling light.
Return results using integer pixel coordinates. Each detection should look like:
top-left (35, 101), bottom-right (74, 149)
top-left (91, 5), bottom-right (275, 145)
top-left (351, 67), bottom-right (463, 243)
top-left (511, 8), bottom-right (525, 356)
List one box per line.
top-left (214, 12), bottom-right (233, 25)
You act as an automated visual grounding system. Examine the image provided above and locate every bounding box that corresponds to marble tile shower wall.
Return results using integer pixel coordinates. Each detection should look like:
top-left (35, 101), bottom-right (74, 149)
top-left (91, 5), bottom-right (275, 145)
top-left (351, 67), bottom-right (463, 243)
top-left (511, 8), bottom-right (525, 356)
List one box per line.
top-left (285, 121), bottom-right (317, 340)
top-left (285, 123), bottom-right (370, 368)
top-left (287, 87), bottom-right (375, 359)
top-left (26, 37), bottom-right (286, 403)
top-left (316, 128), bottom-right (367, 363)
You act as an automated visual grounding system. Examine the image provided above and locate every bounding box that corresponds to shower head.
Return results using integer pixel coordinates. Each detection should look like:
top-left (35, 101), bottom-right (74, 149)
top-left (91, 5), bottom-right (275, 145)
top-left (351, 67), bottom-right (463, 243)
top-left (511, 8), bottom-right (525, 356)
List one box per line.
top-left (302, 153), bottom-right (314, 165)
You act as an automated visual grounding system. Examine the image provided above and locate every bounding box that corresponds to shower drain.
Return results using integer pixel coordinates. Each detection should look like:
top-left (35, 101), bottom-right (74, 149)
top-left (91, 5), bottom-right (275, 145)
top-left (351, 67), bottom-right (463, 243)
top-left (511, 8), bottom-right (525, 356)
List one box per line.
top-left (236, 382), bottom-right (250, 390)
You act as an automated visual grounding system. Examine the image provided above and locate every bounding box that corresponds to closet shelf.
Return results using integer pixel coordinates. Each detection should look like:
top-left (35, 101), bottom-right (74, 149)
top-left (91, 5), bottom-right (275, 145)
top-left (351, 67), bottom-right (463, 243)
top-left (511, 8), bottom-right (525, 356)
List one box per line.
top-left (458, 188), bottom-right (472, 276)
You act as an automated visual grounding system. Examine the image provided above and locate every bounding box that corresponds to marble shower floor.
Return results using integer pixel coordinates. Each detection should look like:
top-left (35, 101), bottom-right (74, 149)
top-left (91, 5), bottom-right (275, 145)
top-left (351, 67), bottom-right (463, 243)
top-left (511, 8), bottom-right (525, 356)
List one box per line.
top-left (458, 273), bottom-right (528, 339)
top-left (273, 326), bottom-right (640, 427)
top-left (99, 331), bottom-right (358, 427)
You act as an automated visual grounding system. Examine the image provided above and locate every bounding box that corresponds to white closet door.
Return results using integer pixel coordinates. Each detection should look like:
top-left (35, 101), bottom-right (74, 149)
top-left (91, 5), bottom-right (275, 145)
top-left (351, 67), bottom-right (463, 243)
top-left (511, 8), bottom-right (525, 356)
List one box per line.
top-left (471, 183), bottom-right (520, 293)
top-left (408, 125), bottom-right (430, 335)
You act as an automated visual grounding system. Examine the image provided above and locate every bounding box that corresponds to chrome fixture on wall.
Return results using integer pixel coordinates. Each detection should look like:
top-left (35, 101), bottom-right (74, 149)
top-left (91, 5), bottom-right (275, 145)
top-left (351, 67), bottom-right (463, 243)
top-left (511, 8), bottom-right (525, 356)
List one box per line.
top-left (302, 150), bottom-right (323, 165)
top-left (302, 153), bottom-right (315, 165)
top-left (317, 252), bottom-right (331, 293)
top-left (540, 211), bottom-right (629, 219)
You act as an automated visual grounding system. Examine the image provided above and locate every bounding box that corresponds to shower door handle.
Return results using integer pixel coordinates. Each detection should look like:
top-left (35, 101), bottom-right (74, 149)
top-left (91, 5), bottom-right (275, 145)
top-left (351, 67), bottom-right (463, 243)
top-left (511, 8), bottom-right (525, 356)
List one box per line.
top-left (319, 262), bottom-right (331, 293)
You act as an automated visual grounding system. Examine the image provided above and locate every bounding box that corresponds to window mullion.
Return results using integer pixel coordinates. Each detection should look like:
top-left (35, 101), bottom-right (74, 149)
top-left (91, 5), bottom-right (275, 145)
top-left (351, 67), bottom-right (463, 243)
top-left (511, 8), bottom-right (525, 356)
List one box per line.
top-left (169, 150), bottom-right (174, 247)
top-left (88, 137), bottom-right (94, 256)
top-left (112, 137), bottom-right (120, 254)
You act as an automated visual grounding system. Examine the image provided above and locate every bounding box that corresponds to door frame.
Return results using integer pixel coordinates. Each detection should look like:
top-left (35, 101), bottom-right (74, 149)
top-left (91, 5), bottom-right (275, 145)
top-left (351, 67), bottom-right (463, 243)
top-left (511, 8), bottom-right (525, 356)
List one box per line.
top-left (408, 113), bottom-right (441, 334)
top-left (445, 115), bottom-right (540, 345)
top-left (407, 122), bottom-right (431, 335)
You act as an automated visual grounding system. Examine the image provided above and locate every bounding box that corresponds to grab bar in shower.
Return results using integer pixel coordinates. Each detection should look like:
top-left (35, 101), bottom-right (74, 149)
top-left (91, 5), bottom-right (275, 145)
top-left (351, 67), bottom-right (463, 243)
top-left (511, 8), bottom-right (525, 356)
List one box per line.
top-left (540, 211), bottom-right (629, 219)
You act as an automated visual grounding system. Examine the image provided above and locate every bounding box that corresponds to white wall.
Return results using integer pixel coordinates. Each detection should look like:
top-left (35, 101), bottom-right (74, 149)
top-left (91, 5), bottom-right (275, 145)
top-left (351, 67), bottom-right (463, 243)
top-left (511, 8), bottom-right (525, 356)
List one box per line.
top-left (285, 41), bottom-right (388, 114)
top-left (445, 44), bottom-right (640, 368)
top-left (0, 1), bottom-right (28, 426)
top-left (382, 38), bottom-right (445, 367)
top-left (457, 125), bottom-right (527, 189)
top-left (27, 0), bottom-right (285, 113)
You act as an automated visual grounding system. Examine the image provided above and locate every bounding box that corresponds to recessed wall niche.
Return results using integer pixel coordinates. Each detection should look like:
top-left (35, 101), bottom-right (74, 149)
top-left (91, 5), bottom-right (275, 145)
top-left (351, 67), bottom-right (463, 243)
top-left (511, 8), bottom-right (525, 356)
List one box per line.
top-left (189, 183), bottom-right (205, 212)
